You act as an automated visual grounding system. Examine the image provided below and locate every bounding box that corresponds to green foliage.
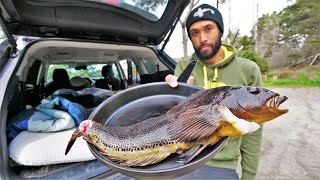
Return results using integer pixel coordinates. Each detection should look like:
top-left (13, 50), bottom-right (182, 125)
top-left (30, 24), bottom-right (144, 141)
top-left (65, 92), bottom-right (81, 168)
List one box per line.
top-left (287, 51), bottom-right (303, 64)
top-left (263, 73), bottom-right (320, 87)
top-left (257, 12), bottom-right (278, 36)
top-left (132, 0), bottom-right (168, 11)
top-left (239, 35), bottom-right (253, 50)
top-left (223, 30), bottom-right (254, 50)
top-left (263, 64), bottom-right (320, 87)
top-left (254, 0), bottom-right (320, 68)
top-left (239, 49), bottom-right (271, 73)
top-left (287, 51), bottom-right (303, 58)
top-left (278, 0), bottom-right (319, 52)
top-left (222, 30), bottom-right (270, 73)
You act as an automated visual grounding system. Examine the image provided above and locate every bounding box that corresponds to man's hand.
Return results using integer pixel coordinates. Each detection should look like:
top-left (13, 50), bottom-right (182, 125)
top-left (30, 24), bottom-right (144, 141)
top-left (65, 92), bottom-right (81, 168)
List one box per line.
top-left (165, 74), bottom-right (194, 88)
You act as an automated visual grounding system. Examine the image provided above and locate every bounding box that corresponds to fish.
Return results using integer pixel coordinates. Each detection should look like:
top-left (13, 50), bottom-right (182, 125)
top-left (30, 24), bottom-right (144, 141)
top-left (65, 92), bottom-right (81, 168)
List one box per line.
top-left (65, 86), bottom-right (288, 167)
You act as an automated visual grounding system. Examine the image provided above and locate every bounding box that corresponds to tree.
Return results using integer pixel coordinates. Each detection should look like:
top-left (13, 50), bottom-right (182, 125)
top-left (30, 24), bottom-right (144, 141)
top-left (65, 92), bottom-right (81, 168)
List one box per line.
top-left (224, 31), bottom-right (271, 73)
top-left (254, 12), bottom-right (280, 58)
top-left (179, 0), bottom-right (200, 59)
top-left (255, 0), bottom-right (320, 67)
top-left (131, 0), bottom-right (168, 11)
top-left (278, 0), bottom-right (320, 57)
top-left (216, 0), bottom-right (227, 9)
top-left (239, 49), bottom-right (271, 73)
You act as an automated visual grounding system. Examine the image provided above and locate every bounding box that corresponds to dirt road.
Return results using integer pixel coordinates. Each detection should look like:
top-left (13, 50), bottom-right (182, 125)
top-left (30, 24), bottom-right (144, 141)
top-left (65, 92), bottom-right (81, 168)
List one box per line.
top-left (256, 87), bottom-right (320, 179)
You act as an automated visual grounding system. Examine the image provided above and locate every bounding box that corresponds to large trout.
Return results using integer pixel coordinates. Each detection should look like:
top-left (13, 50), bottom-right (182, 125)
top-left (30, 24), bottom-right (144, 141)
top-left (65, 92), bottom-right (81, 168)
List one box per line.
top-left (65, 86), bottom-right (288, 167)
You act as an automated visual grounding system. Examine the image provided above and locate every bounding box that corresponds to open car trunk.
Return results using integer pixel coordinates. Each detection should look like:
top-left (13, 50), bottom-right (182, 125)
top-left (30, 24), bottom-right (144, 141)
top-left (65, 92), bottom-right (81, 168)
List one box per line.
top-left (0, 0), bottom-right (191, 178)
top-left (2, 37), bottom-right (175, 179)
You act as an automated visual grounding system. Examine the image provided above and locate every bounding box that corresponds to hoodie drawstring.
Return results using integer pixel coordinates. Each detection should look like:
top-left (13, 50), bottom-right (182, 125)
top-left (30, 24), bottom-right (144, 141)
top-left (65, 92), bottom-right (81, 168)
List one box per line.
top-left (213, 67), bottom-right (218, 81)
top-left (203, 66), bottom-right (218, 89)
top-left (203, 66), bottom-right (208, 89)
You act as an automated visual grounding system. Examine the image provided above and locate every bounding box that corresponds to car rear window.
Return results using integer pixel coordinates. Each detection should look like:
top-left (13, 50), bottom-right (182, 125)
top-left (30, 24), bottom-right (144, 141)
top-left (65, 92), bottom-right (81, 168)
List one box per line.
top-left (47, 63), bottom-right (119, 82)
top-left (85, 0), bottom-right (169, 21)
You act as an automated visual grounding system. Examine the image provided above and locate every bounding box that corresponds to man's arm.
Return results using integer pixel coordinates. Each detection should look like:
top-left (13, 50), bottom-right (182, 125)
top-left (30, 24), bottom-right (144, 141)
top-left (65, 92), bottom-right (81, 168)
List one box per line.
top-left (249, 63), bottom-right (262, 87)
top-left (240, 126), bottom-right (263, 180)
top-left (240, 63), bottom-right (263, 180)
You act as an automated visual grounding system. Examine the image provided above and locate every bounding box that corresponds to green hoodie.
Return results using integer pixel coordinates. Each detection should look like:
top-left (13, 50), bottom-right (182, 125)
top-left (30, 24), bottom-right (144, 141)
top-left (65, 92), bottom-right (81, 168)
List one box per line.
top-left (174, 44), bottom-right (263, 180)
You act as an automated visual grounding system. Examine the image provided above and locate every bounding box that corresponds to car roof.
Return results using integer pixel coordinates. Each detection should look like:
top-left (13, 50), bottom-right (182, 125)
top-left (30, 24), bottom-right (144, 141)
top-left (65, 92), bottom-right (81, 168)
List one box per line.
top-left (0, 0), bottom-right (190, 45)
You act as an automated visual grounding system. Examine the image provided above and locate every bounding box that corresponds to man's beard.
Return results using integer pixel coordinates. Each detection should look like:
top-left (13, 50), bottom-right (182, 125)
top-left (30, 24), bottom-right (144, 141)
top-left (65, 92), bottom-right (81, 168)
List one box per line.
top-left (194, 38), bottom-right (222, 61)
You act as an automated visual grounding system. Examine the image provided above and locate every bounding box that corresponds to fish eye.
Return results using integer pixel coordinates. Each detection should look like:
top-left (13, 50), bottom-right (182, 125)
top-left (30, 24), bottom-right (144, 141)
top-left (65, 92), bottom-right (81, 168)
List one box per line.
top-left (247, 87), bottom-right (261, 94)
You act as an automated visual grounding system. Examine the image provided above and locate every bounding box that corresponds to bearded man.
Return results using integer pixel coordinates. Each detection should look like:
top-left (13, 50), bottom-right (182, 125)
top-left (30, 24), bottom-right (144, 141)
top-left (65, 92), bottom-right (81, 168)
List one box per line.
top-left (166, 4), bottom-right (263, 180)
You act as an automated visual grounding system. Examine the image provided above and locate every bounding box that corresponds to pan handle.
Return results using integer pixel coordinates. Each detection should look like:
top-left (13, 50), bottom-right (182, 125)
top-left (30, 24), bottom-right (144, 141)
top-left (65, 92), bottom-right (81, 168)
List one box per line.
top-left (177, 59), bottom-right (198, 83)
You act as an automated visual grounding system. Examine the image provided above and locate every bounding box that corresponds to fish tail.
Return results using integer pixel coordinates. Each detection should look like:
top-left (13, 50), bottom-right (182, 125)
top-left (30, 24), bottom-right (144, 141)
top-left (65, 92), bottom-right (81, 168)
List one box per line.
top-left (65, 128), bottom-right (83, 155)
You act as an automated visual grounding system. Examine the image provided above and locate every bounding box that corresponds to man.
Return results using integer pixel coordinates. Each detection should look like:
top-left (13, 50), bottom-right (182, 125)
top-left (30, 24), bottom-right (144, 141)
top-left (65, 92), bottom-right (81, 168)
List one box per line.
top-left (166, 4), bottom-right (262, 180)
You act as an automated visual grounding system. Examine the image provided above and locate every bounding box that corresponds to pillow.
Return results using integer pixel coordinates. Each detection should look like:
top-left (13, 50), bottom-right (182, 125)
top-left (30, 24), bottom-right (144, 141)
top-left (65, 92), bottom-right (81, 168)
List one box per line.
top-left (9, 128), bottom-right (95, 166)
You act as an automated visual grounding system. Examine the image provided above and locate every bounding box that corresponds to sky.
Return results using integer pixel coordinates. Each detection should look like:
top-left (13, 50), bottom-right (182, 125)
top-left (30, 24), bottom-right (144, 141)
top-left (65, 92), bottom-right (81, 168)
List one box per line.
top-left (164, 0), bottom-right (294, 58)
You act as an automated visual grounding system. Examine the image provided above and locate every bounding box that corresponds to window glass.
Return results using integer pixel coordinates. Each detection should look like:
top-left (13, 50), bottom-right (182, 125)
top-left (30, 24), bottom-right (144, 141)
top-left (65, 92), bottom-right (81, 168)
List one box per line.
top-left (142, 59), bottom-right (157, 74)
top-left (0, 27), bottom-right (7, 48)
top-left (122, 0), bottom-right (169, 20)
top-left (131, 61), bottom-right (140, 82)
top-left (0, 39), bottom-right (8, 57)
top-left (119, 60), bottom-right (128, 79)
top-left (83, 0), bottom-right (168, 21)
top-left (111, 63), bottom-right (120, 80)
top-left (119, 59), bottom-right (140, 85)
top-left (47, 63), bottom-right (118, 82)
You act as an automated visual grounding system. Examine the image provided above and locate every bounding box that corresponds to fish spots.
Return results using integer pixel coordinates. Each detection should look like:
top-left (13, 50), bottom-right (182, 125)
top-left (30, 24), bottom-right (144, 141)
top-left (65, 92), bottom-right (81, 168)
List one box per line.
top-left (103, 140), bottom-right (177, 154)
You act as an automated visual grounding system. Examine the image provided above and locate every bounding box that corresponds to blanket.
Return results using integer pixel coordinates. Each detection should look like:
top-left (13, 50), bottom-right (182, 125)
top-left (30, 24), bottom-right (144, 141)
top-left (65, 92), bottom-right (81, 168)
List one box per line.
top-left (48, 88), bottom-right (114, 108)
top-left (7, 96), bottom-right (87, 143)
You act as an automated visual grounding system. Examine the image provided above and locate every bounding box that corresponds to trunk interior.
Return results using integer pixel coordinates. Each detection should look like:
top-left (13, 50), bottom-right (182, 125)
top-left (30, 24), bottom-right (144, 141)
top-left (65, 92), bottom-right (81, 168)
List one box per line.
top-left (2, 37), bottom-right (174, 179)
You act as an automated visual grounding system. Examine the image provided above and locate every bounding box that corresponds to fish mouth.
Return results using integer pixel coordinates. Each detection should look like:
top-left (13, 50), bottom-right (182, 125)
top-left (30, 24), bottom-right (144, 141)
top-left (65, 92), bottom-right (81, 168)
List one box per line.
top-left (266, 95), bottom-right (289, 113)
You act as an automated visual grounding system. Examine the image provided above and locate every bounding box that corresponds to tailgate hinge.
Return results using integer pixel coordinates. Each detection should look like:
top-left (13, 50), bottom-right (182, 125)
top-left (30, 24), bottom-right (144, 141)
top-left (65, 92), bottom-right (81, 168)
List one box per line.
top-left (0, 9), bottom-right (18, 57)
top-left (10, 45), bottom-right (19, 58)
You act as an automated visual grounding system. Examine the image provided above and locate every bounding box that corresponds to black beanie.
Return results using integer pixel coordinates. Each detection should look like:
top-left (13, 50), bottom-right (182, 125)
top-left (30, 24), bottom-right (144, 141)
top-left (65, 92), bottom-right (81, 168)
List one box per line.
top-left (186, 4), bottom-right (224, 37)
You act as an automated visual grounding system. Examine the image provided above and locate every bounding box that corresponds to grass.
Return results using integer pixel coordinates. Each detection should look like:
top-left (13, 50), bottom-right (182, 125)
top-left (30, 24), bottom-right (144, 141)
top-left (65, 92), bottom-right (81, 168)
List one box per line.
top-left (262, 64), bottom-right (320, 87)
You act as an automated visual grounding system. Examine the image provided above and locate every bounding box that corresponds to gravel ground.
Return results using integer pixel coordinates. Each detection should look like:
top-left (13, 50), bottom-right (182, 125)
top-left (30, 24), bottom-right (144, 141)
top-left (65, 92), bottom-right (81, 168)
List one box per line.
top-left (256, 87), bottom-right (320, 179)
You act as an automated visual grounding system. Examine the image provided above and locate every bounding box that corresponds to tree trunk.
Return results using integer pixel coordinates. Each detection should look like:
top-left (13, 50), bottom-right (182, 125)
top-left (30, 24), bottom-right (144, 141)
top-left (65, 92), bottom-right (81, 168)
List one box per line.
top-left (180, 0), bottom-right (199, 59)
top-left (181, 22), bottom-right (189, 58)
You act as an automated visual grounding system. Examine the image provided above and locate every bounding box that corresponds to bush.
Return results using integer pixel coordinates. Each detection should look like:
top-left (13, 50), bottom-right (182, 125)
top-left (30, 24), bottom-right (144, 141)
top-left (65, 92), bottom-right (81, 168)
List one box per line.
top-left (239, 49), bottom-right (271, 73)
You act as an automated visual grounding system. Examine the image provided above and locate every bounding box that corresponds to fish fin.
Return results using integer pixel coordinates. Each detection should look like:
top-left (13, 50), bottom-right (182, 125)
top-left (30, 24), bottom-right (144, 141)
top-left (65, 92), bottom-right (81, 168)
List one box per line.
top-left (99, 151), bottom-right (109, 156)
top-left (176, 148), bottom-right (184, 154)
top-left (168, 104), bottom-right (222, 142)
top-left (177, 145), bottom-right (201, 160)
top-left (218, 105), bottom-right (260, 136)
top-left (119, 153), bottom-right (171, 167)
top-left (167, 90), bottom-right (205, 114)
top-left (178, 144), bottom-right (209, 164)
top-left (100, 151), bottom-right (171, 167)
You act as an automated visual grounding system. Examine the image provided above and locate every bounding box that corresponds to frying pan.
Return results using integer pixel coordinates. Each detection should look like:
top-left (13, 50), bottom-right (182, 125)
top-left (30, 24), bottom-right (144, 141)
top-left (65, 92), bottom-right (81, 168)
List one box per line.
top-left (88, 82), bottom-right (228, 179)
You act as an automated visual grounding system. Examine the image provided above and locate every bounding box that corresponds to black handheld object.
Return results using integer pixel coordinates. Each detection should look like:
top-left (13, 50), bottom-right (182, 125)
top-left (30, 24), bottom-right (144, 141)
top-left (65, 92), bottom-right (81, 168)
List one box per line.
top-left (177, 59), bottom-right (198, 83)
